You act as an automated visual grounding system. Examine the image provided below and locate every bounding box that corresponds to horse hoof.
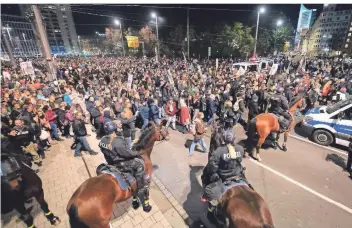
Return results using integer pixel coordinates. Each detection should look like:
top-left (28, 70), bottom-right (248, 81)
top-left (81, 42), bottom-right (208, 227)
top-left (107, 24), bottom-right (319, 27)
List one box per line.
top-left (257, 155), bottom-right (263, 162)
top-left (143, 205), bottom-right (152, 213)
top-left (273, 145), bottom-right (277, 150)
top-left (132, 201), bottom-right (140, 210)
top-left (282, 146), bottom-right (287, 152)
top-left (50, 216), bottom-right (61, 226)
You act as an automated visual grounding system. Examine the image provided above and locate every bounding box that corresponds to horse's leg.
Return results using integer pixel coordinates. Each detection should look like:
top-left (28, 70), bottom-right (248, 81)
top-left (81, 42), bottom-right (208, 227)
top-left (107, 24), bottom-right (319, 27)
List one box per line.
top-left (142, 184), bottom-right (152, 212)
top-left (14, 201), bottom-right (35, 228)
top-left (282, 131), bottom-right (289, 152)
top-left (34, 190), bottom-right (61, 225)
top-left (254, 136), bottom-right (266, 162)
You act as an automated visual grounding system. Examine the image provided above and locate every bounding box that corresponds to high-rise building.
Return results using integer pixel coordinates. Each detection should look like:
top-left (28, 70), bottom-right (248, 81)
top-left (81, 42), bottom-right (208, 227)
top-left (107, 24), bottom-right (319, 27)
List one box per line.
top-left (307, 4), bottom-right (352, 55)
top-left (1, 14), bottom-right (42, 57)
top-left (20, 4), bottom-right (79, 54)
top-left (295, 4), bottom-right (317, 49)
top-left (343, 16), bottom-right (352, 54)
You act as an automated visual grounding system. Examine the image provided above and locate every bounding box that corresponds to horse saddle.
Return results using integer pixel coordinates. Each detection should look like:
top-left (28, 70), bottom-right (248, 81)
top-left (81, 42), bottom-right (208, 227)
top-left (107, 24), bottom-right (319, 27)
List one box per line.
top-left (270, 113), bottom-right (289, 130)
top-left (96, 163), bottom-right (136, 191)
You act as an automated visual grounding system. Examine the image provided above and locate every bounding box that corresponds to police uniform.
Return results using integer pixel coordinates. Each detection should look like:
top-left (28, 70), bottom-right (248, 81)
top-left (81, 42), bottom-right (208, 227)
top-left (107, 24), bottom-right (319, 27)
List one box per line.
top-left (202, 144), bottom-right (245, 204)
top-left (269, 92), bottom-right (292, 129)
top-left (99, 133), bottom-right (145, 193)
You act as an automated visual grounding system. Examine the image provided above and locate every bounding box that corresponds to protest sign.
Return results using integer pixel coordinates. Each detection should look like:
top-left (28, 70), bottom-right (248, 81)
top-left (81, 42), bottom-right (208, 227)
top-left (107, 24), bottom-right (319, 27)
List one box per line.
top-left (269, 64), bottom-right (279, 75)
top-left (127, 74), bottom-right (133, 90)
top-left (20, 61), bottom-right (35, 76)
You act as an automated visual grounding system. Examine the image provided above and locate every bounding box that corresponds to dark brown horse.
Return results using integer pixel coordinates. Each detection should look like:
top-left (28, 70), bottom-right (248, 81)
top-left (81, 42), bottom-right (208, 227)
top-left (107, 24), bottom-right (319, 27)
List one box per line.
top-left (247, 96), bottom-right (304, 161)
top-left (66, 121), bottom-right (169, 228)
top-left (1, 154), bottom-right (61, 228)
top-left (206, 124), bottom-right (274, 228)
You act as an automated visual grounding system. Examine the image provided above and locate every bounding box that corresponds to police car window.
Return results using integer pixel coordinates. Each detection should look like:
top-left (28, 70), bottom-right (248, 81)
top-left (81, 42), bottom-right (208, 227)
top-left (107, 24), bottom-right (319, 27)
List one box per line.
top-left (326, 97), bottom-right (352, 114)
top-left (248, 65), bottom-right (257, 72)
top-left (342, 108), bottom-right (352, 120)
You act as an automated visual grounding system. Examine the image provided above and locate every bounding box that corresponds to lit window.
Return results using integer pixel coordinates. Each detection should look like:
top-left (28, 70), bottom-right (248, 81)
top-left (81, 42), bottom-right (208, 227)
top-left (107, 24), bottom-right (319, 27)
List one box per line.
top-left (348, 33), bottom-right (351, 37)
top-left (347, 39), bottom-right (350, 42)
top-left (345, 44), bottom-right (349, 48)
top-left (337, 17), bottom-right (340, 20)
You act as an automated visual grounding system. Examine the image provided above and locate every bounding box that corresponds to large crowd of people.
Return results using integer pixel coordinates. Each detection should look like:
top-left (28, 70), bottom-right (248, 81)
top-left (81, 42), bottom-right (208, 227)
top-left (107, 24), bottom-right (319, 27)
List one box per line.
top-left (1, 54), bottom-right (352, 223)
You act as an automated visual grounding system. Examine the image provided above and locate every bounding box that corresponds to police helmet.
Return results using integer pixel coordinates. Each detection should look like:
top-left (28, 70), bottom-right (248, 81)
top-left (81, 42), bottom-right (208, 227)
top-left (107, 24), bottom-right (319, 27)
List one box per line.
top-left (224, 130), bottom-right (235, 144)
top-left (104, 121), bottom-right (117, 134)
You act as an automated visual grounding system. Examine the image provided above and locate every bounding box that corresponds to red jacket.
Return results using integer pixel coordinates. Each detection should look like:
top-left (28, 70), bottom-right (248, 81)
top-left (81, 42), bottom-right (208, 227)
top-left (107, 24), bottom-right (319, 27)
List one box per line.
top-left (165, 102), bottom-right (177, 116)
top-left (45, 109), bottom-right (57, 124)
top-left (179, 106), bottom-right (190, 125)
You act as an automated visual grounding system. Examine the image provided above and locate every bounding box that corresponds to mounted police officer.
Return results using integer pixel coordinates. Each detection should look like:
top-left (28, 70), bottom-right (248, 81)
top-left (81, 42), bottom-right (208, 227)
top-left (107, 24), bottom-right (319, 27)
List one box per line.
top-left (201, 130), bottom-right (246, 224)
top-left (98, 121), bottom-right (148, 209)
top-left (269, 87), bottom-right (292, 130)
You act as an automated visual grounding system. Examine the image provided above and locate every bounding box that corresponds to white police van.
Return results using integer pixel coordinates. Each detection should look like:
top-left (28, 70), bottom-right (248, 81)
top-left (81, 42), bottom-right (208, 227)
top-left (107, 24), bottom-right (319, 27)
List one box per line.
top-left (302, 97), bottom-right (352, 147)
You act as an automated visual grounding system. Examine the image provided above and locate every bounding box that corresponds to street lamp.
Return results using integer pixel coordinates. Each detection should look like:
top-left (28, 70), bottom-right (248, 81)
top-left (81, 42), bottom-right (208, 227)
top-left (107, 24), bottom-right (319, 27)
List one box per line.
top-left (274, 20), bottom-right (283, 55)
top-left (114, 19), bottom-right (125, 57)
top-left (253, 7), bottom-right (265, 59)
top-left (151, 12), bottom-right (159, 62)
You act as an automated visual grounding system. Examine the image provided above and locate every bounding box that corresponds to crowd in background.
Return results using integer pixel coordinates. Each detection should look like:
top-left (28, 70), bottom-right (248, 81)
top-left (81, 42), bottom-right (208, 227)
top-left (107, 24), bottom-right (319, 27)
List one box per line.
top-left (1, 54), bottom-right (352, 170)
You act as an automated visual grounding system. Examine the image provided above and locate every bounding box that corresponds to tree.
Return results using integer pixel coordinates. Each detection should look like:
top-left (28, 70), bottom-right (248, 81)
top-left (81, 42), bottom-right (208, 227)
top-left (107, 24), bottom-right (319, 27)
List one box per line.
top-left (212, 22), bottom-right (254, 58)
top-left (139, 26), bottom-right (157, 56)
top-left (272, 25), bottom-right (291, 52)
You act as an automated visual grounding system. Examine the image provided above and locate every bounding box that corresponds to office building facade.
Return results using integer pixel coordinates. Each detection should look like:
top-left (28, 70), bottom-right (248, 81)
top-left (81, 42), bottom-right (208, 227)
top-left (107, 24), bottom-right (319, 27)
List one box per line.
top-left (20, 4), bottom-right (79, 54)
top-left (295, 4), bottom-right (317, 49)
top-left (307, 4), bottom-right (352, 55)
top-left (1, 14), bottom-right (42, 57)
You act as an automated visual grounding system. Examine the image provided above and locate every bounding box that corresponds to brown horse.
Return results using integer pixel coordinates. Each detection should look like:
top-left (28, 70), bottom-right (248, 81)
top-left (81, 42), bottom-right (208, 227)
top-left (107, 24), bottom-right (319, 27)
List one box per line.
top-left (206, 129), bottom-right (274, 228)
top-left (66, 121), bottom-right (169, 228)
top-left (247, 96), bottom-right (304, 161)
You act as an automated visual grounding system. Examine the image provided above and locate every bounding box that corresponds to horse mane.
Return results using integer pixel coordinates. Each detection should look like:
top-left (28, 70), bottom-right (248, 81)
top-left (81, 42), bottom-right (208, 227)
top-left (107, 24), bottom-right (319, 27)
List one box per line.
top-left (132, 126), bottom-right (155, 151)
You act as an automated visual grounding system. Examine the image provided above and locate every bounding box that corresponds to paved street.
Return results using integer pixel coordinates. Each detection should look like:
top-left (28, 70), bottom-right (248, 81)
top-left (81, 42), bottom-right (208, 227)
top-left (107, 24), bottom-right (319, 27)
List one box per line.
top-left (2, 121), bottom-right (351, 228)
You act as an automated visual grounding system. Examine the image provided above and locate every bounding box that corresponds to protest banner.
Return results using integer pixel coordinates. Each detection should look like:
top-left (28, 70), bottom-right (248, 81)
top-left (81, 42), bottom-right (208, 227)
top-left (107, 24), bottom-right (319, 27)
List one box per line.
top-left (269, 64), bottom-right (279, 75)
top-left (20, 61), bottom-right (35, 76)
top-left (127, 74), bottom-right (133, 90)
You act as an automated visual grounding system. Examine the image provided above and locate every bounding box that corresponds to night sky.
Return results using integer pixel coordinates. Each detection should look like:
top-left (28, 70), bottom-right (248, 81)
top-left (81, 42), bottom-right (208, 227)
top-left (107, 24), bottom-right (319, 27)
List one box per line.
top-left (2, 4), bottom-right (352, 37)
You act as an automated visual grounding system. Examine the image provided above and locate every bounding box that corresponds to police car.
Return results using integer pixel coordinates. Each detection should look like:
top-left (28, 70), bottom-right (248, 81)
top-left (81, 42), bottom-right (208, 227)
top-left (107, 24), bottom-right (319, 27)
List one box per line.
top-left (302, 97), bottom-right (352, 147)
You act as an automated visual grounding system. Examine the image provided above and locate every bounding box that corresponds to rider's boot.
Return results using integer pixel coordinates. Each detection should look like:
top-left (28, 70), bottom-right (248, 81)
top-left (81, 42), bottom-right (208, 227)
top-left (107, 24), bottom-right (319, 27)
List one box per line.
top-left (206, 205), bottom-right (219, 225)
top-left (132, 196), bottom-right (140, 210)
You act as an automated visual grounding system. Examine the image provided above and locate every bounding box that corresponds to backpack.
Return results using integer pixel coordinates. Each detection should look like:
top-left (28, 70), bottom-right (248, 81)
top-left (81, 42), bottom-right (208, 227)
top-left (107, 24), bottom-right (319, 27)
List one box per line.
top-left (233, 98), bottom-right (243, 112)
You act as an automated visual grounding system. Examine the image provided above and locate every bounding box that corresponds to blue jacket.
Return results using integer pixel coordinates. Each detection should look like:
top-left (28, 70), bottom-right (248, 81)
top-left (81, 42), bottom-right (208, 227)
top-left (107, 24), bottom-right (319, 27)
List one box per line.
top-left (63, 94), bottom-right (72, 106)
top-left (103, 110), bottom-right (113, 125)
top-left (149, 103), bottom-right (160, 122)
top-left (206, 99), bottom-right (216, 117)
top-left (86, 100), bottom-right (95, 113)
top-left (138, 105), bottom-right (150, 120)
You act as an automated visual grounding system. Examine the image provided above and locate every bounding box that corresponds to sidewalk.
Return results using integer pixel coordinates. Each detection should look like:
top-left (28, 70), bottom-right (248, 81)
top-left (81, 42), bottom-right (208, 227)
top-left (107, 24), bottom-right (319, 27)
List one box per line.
top-left (1, 125), bottom-right (188, 228)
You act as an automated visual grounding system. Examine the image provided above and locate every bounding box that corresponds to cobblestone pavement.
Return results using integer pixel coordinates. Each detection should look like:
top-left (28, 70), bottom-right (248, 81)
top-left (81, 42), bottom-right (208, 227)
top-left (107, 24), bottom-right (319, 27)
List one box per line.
top-left (1, 125), bottom-right (188, 228)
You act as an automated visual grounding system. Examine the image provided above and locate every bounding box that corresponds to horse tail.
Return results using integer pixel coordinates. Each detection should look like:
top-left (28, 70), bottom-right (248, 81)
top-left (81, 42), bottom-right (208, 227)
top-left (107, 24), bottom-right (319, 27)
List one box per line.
top-left (68, 204), bottom-right (89, 228)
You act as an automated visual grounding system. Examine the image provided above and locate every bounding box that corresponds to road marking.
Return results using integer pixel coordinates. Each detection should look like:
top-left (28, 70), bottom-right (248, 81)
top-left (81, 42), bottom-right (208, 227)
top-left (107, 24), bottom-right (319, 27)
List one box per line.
top-left (288, 134), bottom-right (348, 156)
top-left (249, 158), bottom-right (352, 214)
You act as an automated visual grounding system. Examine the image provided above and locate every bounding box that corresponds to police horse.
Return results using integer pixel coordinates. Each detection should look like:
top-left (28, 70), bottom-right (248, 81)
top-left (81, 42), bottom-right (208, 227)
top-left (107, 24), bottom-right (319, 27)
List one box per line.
top-left (1, 154), bottom-right (60, 228)
top-left (247, 96), bottom-right (304, 161)
top-left (66, 121), bottom-right (169, 228)
top-left (204, 121), bottom-right (274, 228)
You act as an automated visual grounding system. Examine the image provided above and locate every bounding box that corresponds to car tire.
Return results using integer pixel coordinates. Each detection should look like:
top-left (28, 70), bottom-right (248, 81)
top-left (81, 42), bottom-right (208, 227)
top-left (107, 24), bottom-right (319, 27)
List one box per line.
top-left (312, 129), bottom-right (334, 146)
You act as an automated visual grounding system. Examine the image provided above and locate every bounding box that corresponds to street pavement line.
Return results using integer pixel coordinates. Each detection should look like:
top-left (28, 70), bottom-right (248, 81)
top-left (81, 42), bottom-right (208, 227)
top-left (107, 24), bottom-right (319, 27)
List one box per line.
top-left (249, 158), bottom-right (352, 215)
top-left (288, 134), bottom-right (348, 156)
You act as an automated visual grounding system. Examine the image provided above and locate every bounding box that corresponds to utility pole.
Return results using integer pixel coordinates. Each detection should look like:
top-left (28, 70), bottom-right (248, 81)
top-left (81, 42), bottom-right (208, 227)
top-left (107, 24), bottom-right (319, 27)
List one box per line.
top-left (187, 8), bottom-right (190, 59)
top-left (1, 25), bottom-right (16, 68)
top-left (141, 41), bottom-right (145, 57)
top-left (32, 5), bottom-right (56, 81)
